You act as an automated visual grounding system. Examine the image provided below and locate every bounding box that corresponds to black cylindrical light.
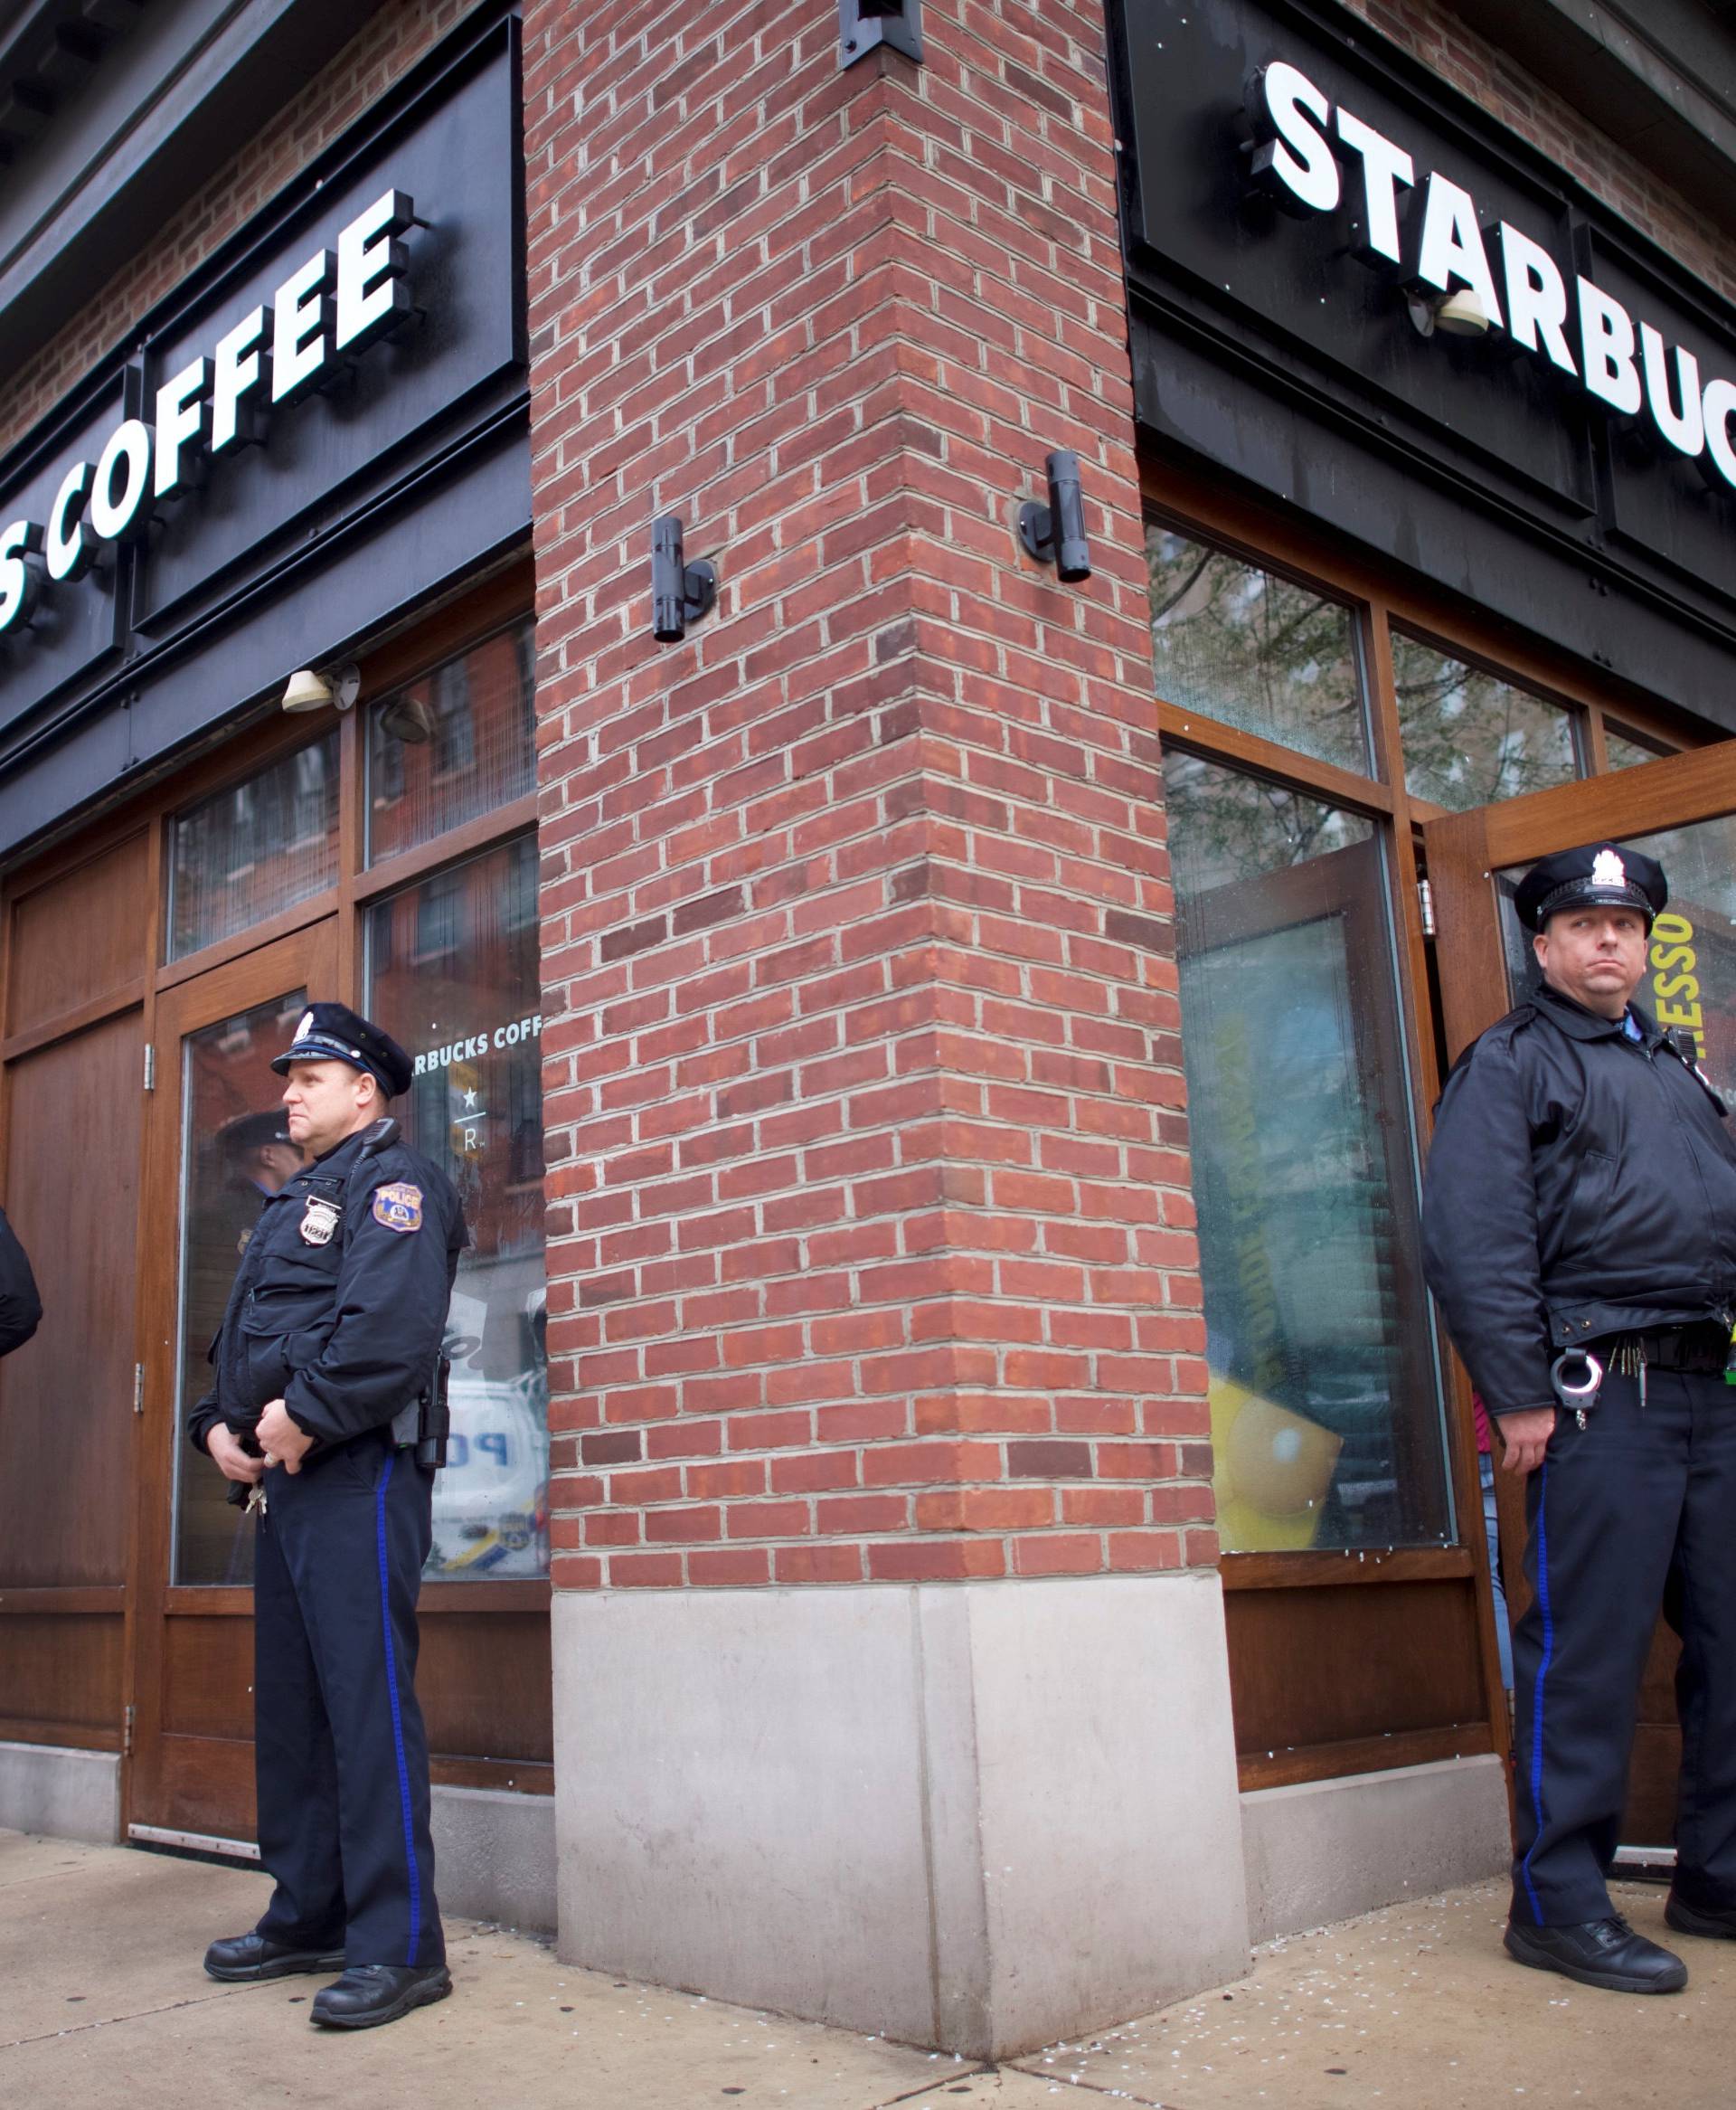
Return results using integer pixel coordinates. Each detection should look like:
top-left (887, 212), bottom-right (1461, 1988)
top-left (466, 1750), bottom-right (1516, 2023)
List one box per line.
top-left (1046, 450), bottom-right (1090, 582)
top-left (651, 516), bottom-right (687, 641)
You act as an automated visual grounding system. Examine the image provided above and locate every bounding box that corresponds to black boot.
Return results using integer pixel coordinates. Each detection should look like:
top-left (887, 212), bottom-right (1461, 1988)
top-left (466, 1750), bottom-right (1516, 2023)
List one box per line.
top-left (1665, 1890), bottom-right (1736, 1939)
top-left (1504, 1914), bottom-right (1687, 1993)
top-left (310, 1963), bottom-right (453, 2029)
top-left (203, 1930), bottom-right (344, 1982)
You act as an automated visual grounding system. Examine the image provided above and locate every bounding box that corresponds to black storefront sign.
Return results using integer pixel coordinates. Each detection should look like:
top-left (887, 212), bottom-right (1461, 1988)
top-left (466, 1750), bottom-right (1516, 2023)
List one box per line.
top-left (0, 8), bottom-right (528, 854)
top-left (1112, 0), bottom-right (1736, 728)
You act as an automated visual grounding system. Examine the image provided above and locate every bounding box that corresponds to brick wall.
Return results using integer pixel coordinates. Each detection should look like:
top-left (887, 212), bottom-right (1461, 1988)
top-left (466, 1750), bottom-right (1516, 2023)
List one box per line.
top-left (0, 0), bottom-right (489, 464)
top-left (524, 0), bottom-right (1214, 1591)
top-left (1342, 0), bottom-right (1736, 305)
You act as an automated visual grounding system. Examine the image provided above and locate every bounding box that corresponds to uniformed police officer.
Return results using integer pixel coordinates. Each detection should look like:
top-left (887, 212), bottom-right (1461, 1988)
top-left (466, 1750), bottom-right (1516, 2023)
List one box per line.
top-left (188, 1003), bottom-right (465, 2030)
top-left (1423, 841), bottom-right (1736, 1996)
top-left (0, 1199), bottom-right (40, 1359)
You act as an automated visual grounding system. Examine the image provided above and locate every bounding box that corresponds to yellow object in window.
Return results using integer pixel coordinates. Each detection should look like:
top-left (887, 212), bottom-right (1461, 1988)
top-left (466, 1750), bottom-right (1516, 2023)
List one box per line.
top-left (1208, 1374), bottom-right (1343, 1553)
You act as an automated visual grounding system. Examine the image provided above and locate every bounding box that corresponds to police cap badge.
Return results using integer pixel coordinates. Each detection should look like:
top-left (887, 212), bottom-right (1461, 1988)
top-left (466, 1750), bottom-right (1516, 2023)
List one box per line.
top-left (1514, 840), bottom-right (1667, 933)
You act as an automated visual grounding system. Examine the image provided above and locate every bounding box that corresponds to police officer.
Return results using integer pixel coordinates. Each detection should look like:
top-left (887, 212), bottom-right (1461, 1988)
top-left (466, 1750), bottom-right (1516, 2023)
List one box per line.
top-left (188, 1003), bottom-right (465, 2030)
top-left (1423, 841), bottom-right (1736, 1996)
top-left (0, 1200), bottom-right (40, 1359)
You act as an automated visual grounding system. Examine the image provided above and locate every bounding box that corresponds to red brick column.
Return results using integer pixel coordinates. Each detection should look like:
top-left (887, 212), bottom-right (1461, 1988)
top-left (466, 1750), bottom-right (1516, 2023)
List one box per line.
top-left (524, 0), bottom-right (1212, 1597)
top-left (523, 0), bottom-right (1249, 2049)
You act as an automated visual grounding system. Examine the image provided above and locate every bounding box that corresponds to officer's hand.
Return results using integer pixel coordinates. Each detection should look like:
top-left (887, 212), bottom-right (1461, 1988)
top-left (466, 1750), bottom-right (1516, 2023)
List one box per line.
top-left (257, 1398), bottom-right (313, 1476)
top-left (1497, 1405), bottom-right (1557, 1476)
top-left (208, 1424), bottom-right (265, 1485)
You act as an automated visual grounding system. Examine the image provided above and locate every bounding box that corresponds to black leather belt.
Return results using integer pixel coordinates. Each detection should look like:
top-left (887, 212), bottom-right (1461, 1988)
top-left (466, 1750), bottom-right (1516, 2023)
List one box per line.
top-left (1594, 1321), bottom-right (1730, 1374)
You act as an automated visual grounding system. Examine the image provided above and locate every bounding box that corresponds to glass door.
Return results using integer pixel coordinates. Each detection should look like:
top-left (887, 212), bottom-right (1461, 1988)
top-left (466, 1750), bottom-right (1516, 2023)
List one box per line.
top-left (1425, 741), bottom-right (1736, 1852)
top-left (127, 922), bottom-right (335, 1849)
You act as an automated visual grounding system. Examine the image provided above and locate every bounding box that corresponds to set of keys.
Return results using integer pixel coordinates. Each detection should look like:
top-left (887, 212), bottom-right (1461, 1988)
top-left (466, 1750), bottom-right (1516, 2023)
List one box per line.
top-left (245, 1482), bottom-right (267, 1517)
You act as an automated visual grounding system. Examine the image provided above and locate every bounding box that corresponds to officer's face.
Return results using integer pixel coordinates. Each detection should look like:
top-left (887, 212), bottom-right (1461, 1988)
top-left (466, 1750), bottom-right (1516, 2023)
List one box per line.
top-left (1533, 905), bottom-right (1648, 1018)
top-left (280, 1059), bottom-right (379, 1157)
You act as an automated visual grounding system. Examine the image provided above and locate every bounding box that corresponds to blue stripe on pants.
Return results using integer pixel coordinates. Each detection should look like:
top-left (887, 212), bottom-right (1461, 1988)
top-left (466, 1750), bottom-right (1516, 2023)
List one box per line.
top-left (375, 1449), bottom-right (422, 1967)
top-left (1520, 1460), bottom-right (1553, 1925)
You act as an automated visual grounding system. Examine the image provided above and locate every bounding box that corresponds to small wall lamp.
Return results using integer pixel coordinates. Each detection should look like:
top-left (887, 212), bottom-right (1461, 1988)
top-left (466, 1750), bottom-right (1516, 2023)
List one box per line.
top-left (280, 661), bottom-right (360, 714)
top-left (651, 516), bottom-right (717, 643)
top-left (1406, 287), bottom-right (1492, 340)
top-left (1018, 449), bottom-right (1092, 582)
top-left (838, 0), bottom-right (922, 68)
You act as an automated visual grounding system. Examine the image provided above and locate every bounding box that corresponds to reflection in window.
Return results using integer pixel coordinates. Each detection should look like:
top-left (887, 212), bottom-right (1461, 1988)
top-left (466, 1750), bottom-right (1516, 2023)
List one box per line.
top-left (172, 989), bottom-right (310, 1585)
top-left (1605, 723), bottom-right (1670, 771)
top-left (1165, 749), bottom-right (1450, 1551)
top-left (1146, 525), bottom-right (1369, 774)
top-left (366, 618), bottom-right (535, 863)
top-left (166, 735), bottom-right (339, 960)
top-left (1392, 634), bottom-right (1580, 810)
top-left (366, 836), bottom-right (547, 1579)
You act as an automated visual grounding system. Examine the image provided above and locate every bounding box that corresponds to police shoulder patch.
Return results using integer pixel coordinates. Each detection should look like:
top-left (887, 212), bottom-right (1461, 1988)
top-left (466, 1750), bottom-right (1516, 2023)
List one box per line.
top-left (372, 1180), bottom-right (424, 1234)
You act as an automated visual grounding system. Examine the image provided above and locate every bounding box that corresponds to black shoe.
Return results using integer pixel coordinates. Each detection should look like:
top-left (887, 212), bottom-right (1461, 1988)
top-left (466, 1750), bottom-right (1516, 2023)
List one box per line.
top-left (1504, 1914), bottom-right (1687, 1993)
top-left (203, 1930), bottom-right (345, 1982)
top-left (1665, 1891), bottom-right (1736, 1940)
top-left (310, 1963), bottom-right (453, 2030)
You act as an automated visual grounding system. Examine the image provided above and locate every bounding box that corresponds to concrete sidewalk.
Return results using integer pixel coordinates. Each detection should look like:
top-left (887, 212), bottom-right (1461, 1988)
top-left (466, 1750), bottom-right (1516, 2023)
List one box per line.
top-left (2, 1830), bottom-right (1733, 2108)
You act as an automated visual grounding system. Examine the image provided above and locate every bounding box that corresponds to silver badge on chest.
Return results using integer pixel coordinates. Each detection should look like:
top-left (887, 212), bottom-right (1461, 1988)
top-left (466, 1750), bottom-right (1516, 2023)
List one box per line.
top-left (299, 1197), bottom-right (341, 1246)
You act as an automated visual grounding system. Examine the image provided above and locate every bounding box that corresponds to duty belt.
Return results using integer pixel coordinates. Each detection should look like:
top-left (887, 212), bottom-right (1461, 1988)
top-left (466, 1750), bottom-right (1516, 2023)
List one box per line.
top-left (1596, 1321), bottom-right (1730, 1376)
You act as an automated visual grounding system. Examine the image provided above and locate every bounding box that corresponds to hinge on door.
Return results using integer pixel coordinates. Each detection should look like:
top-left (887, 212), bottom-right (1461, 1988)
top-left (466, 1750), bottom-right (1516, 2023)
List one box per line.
top-left (1417, 876), bottom-right (1438, 938)
top-left (133, 1363), bottom-right (146, 1415)
top-left (122, 1704), bottom-right (136, 1757)
top-left (142, 1043), bottom-right (156, 1092)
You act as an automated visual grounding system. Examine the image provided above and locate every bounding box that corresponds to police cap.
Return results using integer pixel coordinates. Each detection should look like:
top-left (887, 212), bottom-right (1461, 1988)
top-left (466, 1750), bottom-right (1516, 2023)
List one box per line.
top-left (271, 1002), bottom-right (414, 1099)
top-left (1514, 841), bottom-right (1667, 933)
top-left (218, 1109), bottom-right (291, 1156)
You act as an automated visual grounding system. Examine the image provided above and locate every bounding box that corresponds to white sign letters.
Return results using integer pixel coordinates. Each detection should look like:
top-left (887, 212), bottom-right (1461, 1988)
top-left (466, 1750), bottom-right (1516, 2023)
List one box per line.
top-left (0, 188), bottom-right (419, 639)
top-left (1247, 62), bottom-right (1736, 488)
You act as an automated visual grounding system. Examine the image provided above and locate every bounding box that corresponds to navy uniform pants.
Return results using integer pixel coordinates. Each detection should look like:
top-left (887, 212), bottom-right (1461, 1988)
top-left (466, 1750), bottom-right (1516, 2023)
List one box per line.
top-left (1511, 1365), bottom-right (1736, 1925)
top-left (250, 1428), bottom-right (443, 1968)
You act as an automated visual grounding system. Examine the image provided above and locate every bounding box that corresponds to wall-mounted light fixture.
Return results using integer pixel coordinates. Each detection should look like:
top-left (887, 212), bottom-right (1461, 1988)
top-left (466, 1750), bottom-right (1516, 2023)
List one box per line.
top-left (651, 516), bottom-right (717, 643)
top-left (378, 693), bottom-right (433, 743)
top-left (838, 0), bottom-right (922, 68)
top-left (1405, 287), bottom-right (1492, 340)
top-left (280, 661), bottom-right (360, 714)
top-left (1018, 449), bottom-right (1091, 582)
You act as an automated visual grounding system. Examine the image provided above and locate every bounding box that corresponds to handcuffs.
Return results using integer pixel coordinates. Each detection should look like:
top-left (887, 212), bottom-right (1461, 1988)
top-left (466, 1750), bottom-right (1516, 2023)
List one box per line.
top-left (1549, 1348), bottom-right (1604, 1429)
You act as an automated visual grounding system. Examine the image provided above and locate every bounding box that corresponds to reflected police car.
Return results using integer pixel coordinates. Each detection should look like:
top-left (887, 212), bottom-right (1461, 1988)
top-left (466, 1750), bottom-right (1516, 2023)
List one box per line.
top-left (428, 1358), bottom-right (549, 1578)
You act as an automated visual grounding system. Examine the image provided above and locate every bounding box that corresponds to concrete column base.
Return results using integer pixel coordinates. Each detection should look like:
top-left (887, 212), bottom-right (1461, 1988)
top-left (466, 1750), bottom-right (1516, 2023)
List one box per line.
top-left (431, 1784), bottom-right (556, 1933)
top-left (552, 1573), bottom-right (1249, 2058)
top-left (1240, 1754), bottom-right (1512, 1944)
top-left (0, 1741), bottom-right (120, 1844)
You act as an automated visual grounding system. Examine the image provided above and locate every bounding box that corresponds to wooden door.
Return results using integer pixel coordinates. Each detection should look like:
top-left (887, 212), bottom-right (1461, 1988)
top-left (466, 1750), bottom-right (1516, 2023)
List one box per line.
top-left (127, 923), bottom-right (335, 1846)
top-left (0, 834), bottom-right (151, 1781)
top-left (1425, 741), bottom-right (1736, 1850)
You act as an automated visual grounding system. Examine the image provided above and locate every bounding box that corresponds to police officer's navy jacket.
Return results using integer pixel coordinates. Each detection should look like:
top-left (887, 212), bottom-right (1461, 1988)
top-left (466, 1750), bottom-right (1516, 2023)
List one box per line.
top-left (1422, 980), bottom-right (1736, 1420)
top-left (187, 1123), bottom-right (464, 1455)
top-left (0, 1202), bottom-right (40, 1358)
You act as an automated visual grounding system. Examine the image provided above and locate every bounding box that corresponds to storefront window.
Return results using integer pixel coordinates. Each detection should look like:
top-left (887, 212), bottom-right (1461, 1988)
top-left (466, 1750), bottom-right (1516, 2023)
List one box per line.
top-left (171, 989), bottom-right (310, 1586)
top-left (1146, 525), bottom-right (1370, 775)
top-left (1606, 722), bottom-right (1671, 771)
top-left (1165, 749), bottom-right (1450, 1551)
top-left (366, 619), bottom-right (536, 863)
top-left (166, 734), bottom-right (339, 960)
top-left (365, 834), bottom-right (548, 1578)
top-left (1392, 633), bottom-right (1580, 810)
